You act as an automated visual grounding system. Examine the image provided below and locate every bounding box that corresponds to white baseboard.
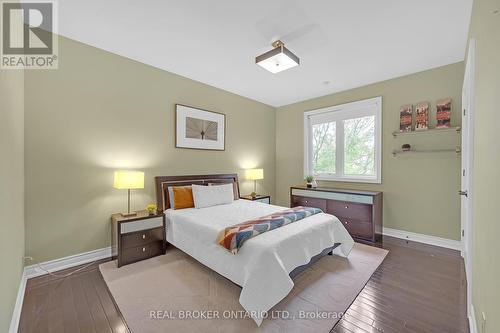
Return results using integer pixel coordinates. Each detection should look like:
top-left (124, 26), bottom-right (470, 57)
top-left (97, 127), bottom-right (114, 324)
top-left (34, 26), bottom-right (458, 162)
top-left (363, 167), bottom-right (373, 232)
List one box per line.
top-left (469, 305), bottom-right (478, 333)
top-left (383, 227), bottom-right (462, 251)
top-left (24, 246), bottom-right (112, 279)
top-left (8, 271), bottom-right (27, 333)
top-left (9, 246), bottom-right (112, 332)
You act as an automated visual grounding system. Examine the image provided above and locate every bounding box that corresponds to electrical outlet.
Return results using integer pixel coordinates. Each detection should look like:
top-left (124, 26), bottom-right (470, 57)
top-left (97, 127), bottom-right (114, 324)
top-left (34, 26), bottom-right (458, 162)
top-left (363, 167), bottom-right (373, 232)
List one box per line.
top-left (481, 312), bottom-right (486, 333)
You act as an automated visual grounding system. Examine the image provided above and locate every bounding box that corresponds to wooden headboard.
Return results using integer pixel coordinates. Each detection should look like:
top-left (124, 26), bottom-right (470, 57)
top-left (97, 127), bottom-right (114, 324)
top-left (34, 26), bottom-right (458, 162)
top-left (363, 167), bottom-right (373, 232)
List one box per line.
top-left (154, 173), bottom-right (240, 212)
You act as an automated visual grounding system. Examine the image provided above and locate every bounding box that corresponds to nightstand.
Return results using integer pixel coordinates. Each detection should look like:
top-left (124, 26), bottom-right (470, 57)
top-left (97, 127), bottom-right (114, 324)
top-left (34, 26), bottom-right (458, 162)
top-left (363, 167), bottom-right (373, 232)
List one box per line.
top-left (240, 194), bottom-right (271, 204)
top-left (111, 210), bottom-right (165, 267)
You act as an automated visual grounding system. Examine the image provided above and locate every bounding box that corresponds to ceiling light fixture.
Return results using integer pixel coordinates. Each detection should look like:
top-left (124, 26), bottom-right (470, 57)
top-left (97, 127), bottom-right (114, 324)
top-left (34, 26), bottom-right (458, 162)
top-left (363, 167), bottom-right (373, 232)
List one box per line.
top-left (255, 40), bottom-right (300, 74)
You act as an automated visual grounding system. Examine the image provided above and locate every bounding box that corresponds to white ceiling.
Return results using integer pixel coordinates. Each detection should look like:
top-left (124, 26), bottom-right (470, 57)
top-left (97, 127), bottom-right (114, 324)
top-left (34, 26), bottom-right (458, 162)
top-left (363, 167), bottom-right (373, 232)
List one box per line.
top-left (58, 0), bottom-right (473, 107)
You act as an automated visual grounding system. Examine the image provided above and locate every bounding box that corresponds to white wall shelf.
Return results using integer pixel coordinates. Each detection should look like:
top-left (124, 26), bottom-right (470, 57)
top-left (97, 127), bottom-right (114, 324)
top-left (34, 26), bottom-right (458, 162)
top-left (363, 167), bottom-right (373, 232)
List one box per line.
top-left (392, 147), bottom-right (461, 156)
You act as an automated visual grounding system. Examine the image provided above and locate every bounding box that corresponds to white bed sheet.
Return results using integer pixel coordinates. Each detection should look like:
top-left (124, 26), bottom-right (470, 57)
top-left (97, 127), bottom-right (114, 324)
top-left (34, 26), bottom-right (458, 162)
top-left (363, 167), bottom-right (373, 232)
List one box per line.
top-left (165, 199), bottom-right (354, 326)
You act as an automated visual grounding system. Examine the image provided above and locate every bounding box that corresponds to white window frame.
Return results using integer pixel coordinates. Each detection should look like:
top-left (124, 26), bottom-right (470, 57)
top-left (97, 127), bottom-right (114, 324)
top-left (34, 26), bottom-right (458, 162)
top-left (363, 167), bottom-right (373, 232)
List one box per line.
top-left (304, 96), bottom-right (382, 184)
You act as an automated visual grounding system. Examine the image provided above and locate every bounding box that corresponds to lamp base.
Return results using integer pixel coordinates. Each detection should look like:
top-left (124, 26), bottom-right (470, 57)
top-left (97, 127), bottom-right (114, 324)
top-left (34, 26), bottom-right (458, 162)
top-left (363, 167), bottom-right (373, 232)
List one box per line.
top-left (121, 211), bottom-right (137, 218)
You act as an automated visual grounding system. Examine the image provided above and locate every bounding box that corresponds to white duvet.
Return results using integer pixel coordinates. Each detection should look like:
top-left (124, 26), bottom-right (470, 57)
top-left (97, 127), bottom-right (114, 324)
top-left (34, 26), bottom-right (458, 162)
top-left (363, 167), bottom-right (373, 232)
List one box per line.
top-left (165, 199), bottom-right (354, 326)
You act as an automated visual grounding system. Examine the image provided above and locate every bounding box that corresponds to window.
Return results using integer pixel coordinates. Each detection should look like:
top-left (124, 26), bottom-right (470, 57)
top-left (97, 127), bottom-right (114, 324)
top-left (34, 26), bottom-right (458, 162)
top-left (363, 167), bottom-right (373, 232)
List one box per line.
top-left (304, 96), bottom-right (382, 183)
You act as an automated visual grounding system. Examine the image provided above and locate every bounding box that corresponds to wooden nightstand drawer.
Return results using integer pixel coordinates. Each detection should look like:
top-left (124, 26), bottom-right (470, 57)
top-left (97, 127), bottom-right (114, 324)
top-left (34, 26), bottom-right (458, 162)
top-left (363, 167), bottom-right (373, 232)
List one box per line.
top-left (254, 197), bottom-right (270, 204)
top-left (240, 195), bottom-right (271, 204)
top-left (121, 241), bottom-right (164, 266)
top-left (121, 227), bottom-right (164, 249)
top-left (120, 216), bottom-right (163, 234)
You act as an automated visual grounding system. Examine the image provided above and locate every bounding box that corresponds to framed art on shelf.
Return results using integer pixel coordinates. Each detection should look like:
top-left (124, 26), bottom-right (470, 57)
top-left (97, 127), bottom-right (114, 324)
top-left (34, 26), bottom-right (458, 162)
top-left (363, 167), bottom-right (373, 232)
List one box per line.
top-left (436, 98), bottom-right (452, 129)
top-left (415, 102), bottom-right (429, 131)
top-left (175, 104), bottom-right (225, 151)
top-left (399, 104), bottom-right (413, 132)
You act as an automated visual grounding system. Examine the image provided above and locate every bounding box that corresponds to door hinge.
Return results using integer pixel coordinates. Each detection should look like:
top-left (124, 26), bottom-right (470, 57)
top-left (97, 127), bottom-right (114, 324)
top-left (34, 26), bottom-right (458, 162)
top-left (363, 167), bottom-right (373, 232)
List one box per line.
top-left (462, 229), bottom-right (465, 237)
top-left (463, 169), bottom-right (466, 176)
top-left (463, 109), bottom-right (466, 116)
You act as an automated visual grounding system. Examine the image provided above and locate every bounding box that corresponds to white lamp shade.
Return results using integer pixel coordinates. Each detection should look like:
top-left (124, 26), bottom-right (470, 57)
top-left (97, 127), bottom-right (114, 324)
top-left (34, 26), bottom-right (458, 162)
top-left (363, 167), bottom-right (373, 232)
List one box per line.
top-left (256, 45), bottom-right (299, 74)
top-left (113, 171), bottom-right (144, 189)
top-left (245, 168), bottom-right (264, 180)
top-left (256, 53), bottom-right (299, 73)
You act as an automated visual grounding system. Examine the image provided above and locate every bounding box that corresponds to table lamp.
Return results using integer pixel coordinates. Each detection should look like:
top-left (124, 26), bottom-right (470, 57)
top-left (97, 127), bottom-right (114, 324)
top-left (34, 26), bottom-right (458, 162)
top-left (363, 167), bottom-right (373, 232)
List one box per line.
top-left (245, 168), bottom-right (264, 198)
top-left (113, 171), bottom-right (144, 217)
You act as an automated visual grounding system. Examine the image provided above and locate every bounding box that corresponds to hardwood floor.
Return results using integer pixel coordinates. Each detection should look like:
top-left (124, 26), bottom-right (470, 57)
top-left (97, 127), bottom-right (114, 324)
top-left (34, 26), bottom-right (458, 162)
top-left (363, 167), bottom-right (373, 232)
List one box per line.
top-left (332, 237), bottom-right (468, 333)
top-left (19, 236), bottom-right (468, 333)
top-left (19, 259), bottom-right (129, 333)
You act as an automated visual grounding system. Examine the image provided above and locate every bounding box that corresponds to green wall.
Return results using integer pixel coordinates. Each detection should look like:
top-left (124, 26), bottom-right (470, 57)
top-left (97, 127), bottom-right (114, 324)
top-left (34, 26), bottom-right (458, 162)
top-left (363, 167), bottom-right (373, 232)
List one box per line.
top-left (0, 70), bottom-right (25, 332)
top-left (468, 0), bottom-right (500, 331)
top-left (24, 36), bottom-right (276, 263)
top-left (276, 62), bottom-right (464, 240)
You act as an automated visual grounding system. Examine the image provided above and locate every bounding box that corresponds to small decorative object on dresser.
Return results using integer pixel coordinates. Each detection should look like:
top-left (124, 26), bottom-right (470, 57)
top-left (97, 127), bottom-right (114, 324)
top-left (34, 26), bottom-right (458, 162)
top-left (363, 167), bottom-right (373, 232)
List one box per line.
top-left (240, 194), bottom-right (271, 204)
top-left (436, 98), bottom-right (452, 129)
top-left (402, 143), bottom-right (411, 151)
top-left (399, 104), bottom-right (413, 132)
top-left (175, 104), bottom-right (225, 151)
top-left (290, 185), bottom-right (382, 243)
top-left (304, 175), bottom-right (317, 188)
top-left (415, 102), bottom-right (429, 131)
top-left (111, 210), bottom-right (166, 267)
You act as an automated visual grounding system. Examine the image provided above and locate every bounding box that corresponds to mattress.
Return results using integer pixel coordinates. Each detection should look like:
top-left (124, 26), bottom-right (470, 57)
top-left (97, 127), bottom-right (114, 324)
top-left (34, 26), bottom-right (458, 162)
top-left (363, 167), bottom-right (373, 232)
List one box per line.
top-left (165, 199), bottom-right (354, 326)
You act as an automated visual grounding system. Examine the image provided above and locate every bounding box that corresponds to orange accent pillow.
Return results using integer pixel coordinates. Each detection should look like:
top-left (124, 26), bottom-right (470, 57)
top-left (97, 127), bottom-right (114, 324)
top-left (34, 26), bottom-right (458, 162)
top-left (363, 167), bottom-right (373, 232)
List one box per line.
top-left (172, 186), bottom-right (194, 209)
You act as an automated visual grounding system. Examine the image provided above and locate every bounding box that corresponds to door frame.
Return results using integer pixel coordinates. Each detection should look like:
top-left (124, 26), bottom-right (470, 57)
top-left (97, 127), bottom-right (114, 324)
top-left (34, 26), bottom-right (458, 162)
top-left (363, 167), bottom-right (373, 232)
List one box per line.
top-left (461, 38), bottom-right (475, 320)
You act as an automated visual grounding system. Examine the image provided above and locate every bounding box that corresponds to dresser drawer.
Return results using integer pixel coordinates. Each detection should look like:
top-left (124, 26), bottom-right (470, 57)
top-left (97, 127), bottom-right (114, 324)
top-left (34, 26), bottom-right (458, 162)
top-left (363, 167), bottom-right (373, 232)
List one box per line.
top-left (121, 241), bottom-right (164, 266)
top-left (338, 218), bottom-right (374, 240)
top-left (291, 196), bottom-right (327, 211)
top-left (121, 227), bottom-right (164, 249)
top-left (327, 200), bottom-right (372, 221)
top-left (291, 188), bottom-right (373, 204)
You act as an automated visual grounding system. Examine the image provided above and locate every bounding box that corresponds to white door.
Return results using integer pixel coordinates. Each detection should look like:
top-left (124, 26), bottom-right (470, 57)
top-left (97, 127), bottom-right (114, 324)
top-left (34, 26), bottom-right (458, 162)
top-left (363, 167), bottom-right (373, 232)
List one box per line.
top-left (461, 39), bottom-right (475, 317)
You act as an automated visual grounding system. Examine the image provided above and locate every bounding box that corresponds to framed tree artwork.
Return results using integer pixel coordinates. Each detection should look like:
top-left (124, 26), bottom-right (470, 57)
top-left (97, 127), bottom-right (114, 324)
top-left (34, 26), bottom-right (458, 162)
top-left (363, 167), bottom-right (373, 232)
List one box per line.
top-left (175, 104), bottom-right (225, 150)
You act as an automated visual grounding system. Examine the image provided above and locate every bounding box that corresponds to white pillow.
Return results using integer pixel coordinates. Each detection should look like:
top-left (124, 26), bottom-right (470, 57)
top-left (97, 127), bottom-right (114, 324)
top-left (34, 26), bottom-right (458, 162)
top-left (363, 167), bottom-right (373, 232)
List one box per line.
top-left (192, 183), bottom-right (234, 209)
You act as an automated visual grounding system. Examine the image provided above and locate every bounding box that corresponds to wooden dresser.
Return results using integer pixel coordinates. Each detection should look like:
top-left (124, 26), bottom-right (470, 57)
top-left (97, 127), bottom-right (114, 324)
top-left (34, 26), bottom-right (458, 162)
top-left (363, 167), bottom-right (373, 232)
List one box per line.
top-left (290, 186), bottom-right (382, 243)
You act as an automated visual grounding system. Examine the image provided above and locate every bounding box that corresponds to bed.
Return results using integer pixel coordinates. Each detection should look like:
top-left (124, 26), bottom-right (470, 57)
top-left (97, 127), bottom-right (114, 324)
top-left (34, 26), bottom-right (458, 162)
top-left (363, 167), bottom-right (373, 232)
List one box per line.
top-left (155, 174), bottom-right (354, 326)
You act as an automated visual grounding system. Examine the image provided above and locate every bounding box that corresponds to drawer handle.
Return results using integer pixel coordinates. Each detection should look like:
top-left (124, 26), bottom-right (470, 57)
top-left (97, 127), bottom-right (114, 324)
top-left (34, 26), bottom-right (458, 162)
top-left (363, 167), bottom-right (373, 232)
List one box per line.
top-left (305, 200), bottom-right (309, 204)
top-left (344, 221), bottom-right (349, 225)
top-left (345, 205), bottom-right (349, 209)
top-left (142, 247), bottom-right (146, 252)
top-left (142, 234), bottom-right (146, 239)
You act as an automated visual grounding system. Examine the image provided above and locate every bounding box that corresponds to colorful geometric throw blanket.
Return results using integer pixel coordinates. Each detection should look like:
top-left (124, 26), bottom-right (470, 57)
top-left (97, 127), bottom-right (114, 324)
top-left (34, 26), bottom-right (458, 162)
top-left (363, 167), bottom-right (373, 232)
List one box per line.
top-left (217, 206), bottom-right (323, 254)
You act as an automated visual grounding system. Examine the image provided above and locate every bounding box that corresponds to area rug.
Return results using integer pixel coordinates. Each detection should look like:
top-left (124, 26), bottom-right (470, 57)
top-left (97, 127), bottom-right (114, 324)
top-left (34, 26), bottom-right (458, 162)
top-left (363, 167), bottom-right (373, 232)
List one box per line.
top-left (100, 243), bottom-right (388, 333)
